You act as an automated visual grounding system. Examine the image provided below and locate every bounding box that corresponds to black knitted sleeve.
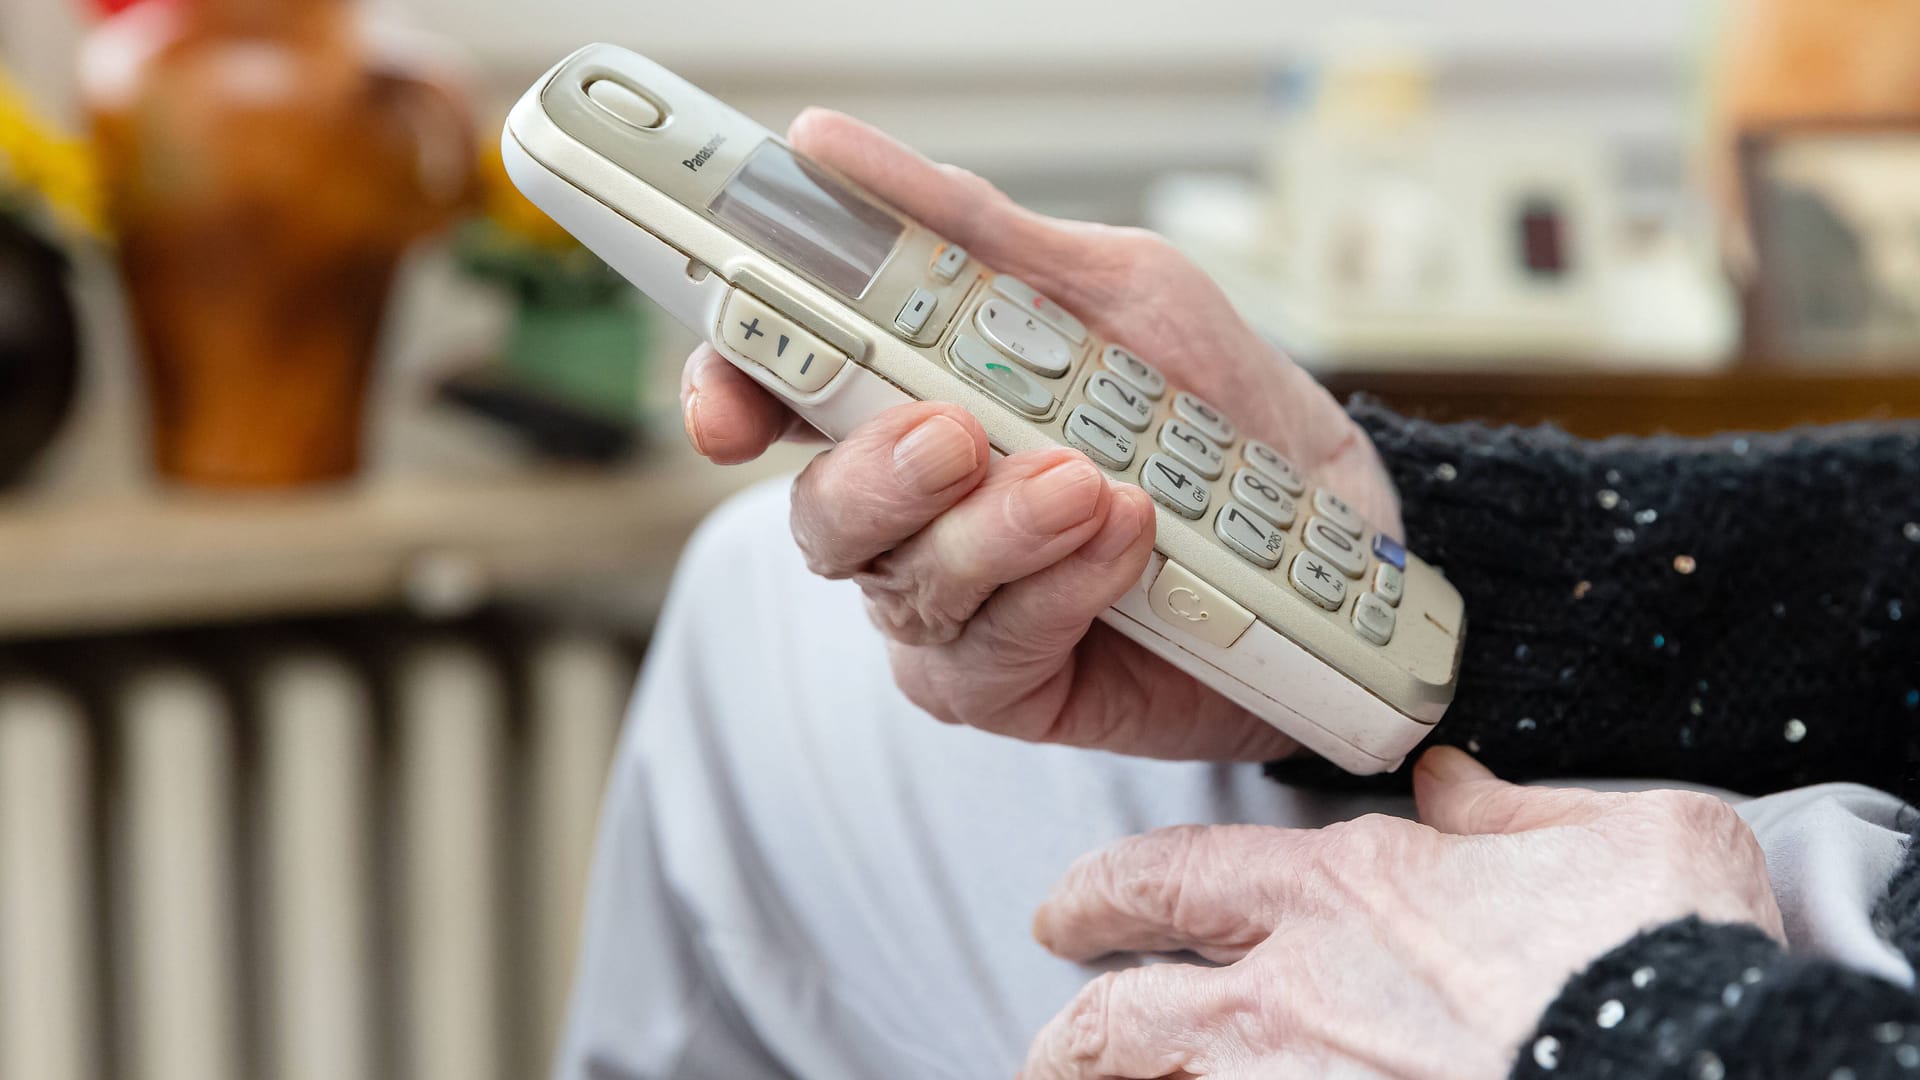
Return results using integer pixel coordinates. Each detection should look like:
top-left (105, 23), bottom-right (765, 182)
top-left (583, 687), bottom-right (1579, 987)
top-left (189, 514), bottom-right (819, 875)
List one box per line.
top-left (1273, 402), bottom-right (1920, 800)
top-left (1510, 916), bottom-right (1920, 1080)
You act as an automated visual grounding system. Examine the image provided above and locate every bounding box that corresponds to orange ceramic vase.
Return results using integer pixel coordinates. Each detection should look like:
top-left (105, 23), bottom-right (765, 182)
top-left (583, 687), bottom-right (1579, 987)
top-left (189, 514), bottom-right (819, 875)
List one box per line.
top-left (82, 0), bottom-right (475, 486)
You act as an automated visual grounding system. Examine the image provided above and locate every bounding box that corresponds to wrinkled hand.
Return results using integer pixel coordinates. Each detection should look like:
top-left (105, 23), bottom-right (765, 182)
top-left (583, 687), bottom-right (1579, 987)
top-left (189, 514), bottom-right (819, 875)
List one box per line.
top-left (680, 108), bottom-right (1400, 761)
top-left (1022, 748), bottom-right (1784, 1079)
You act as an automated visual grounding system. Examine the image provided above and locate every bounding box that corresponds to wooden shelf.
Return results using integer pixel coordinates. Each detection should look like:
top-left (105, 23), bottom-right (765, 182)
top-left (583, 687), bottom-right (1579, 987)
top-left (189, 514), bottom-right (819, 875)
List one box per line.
top-left (0, 447), bottom-right (804, 639)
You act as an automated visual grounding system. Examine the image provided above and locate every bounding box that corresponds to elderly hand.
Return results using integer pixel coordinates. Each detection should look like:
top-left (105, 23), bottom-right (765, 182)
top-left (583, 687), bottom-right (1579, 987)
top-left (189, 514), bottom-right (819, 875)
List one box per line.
top-left (1021, 747), bottom-right (1784, 1079)
top-left (679, 108), bottom-right (1399, 761)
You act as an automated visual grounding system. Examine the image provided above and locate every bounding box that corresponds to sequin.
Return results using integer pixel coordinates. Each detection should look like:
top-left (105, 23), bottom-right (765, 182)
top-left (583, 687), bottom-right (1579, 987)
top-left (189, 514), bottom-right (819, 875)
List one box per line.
top-left (1615, 527), bottom-right (1637, 544)
top-left (1772, 602), bottom-right (1787, 617)
top-left (1742, 967), bottom-right (1763, 984)
top-left (1693, 1051), bottom-right (1726, 1080)
top-left (1732, 438), bottom-right (1750, 455)
top-left (1673, 555), bottom-right (1697, 574)
top-left (1517, 717), bottom-right (1538, 732)
top-left (1689, 698), bottom-right (1704, 716)
top-left (1435, 463), bottom-right (1458, 482)
top-left (1896, 1044), bottom-right (1919, 1068)
top-left (1597, 489), bottom-right (1621, 509)
top-left (1876, 1022), bottom-right (1906, 1044)
top-left (1533, 1036), bottom-right (1562, 1070)
top-left (1721, 983), bottom-right (1743, 1007)
top-left (1515, 643), bottom-right (1533, 661)
top-left (1572, 580), bottom-right (1592, 600)
top-left (1632, 966), bottom-right (1656, 988)
top-left (1833, 1069), bottom-right (1859, 1080)
top-left (1597, 1000), bottom-right (1626, 1029)
top-left (1653, 633), bottom-right (1668, 649)
top-left (1906, 689), bottom-right (1920, 710)
top-left (1606, 469), bottom-right (1623, 485)
top-left (1467, 738), bottom-right (1482, 753)
top-left (1636, 509), bottom-right (1659, 525)
top-left (1678, 725), bottom-right (1695, 748)
top-left (1904, 522), bottom-right (1920, 542)
top-left (1891, 599), bottom-right (1905, 622)
top-left (1785, 719), bottom-right (1807, 743)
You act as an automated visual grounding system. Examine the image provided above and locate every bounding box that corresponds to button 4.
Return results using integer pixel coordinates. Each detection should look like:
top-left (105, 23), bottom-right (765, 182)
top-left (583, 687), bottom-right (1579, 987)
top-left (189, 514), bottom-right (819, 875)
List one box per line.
top-left (1102, 345), bottom-right (1167, 399)
top-left (975, 297), bottom-right (1073, 377)
top-left (1141, 453), bottom-right (1212, 519)
top-left (718, 290), bottom-right (847, 394)
top-left (1289, 551), bottom-right (1347, 610)
top-left (992, 275), bottom-right (1088, 344)
top-left (1352, 592), bottom-right (1397, 646)
top-left (1064, 405), bottom-right (1137, 470)
top-left (1148, 560), bottom-right (1255, 649)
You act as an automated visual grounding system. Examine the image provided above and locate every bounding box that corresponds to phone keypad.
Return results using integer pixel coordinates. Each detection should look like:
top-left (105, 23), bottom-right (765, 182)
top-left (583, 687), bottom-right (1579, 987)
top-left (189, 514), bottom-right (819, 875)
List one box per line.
top-left (1244, 441), bottom-right (1306, 495)
top-left (1086, 372), bottom-right (1154, 431)
top-left (1312, 489), bottom-right (1366, 538)
top-left (1064, 405), bottom-right (1137, 470)
top-left (1142, 453), bottom-right (1212, 519)
top-left (1289, 551), bottom-right (1348, 610)
top-left (1373, 563), bottom-right (1404, 607)
top-left (1173, 392), bottom-right (1236, 446)
top-left (950, 334), bottom-right (1055, 418)
top-left (1304, 515), bottom-right (1367, 579)
top-left (1352, 592), bottom-right (1397, 645)
top-left (1102, 345), bottom-right (1167, 399)
top-left (975, 298), bottom-right (1073, 377)
top-left (1229, 468), bottom-right (1296, 529)
top-left (1215, 502), bottom-right (1285, 568)
top-left (1158, 420), bottom-right (1225, 480)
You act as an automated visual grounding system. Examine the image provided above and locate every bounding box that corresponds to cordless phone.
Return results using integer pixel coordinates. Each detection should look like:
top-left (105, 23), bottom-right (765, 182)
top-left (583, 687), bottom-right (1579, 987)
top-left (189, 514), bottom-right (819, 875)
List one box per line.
top-left (504, 44), bottom-right (1466, 773)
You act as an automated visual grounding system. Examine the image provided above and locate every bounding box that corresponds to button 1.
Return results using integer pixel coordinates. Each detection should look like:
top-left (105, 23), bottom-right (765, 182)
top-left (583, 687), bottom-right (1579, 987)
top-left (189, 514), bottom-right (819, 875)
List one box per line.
top-left (1085, 372), bottom-right (1153, 432)
top-left (1229, 468), bottom-right (1297, 529)
top-left (991, 275), bottom-right (1088, 344)
top-left (1244, 440), bottom-right (1306, 496)
top-left (1101, 345), bottom-right (1167, 399)
top-left (975, 297), bottom-right (1073, 377)
top-left (1303, 516), bottom-right (1366, 578)
top-left (931, 244), bottom-right (968, 282)
top-left (1158, 420), bottom-right (1225, 479)
top-left (1148, 560), bottom-right (1255, 649)
top-left (1352, 592), bottom-right (1397, 646)
top-left (1312, 489), bottom-right (1365, 537)
top-left (896, 288), bottom-right (937, 335)
top-left (585, 79), bottom-right (665, 129)
top-left (1373, 562), bottom-right (1404, 606)
top-left (1371, 533), bottom-right (1407, 571)
top-left (1216, 502), bottom-right (1285, 568)
top-left (950, 334), bottom-right (1054, 418)
top-left (1063, 405), bottom-right (1137, 471)
top-left (718, 290), bottom-right (847, 394)
top-left (1173, 392), bottom-right (1236, 446)
top-left (1289, 551), bottom-right (1348, 611)
top-left (1141, 453), bottom-right (1212, 519)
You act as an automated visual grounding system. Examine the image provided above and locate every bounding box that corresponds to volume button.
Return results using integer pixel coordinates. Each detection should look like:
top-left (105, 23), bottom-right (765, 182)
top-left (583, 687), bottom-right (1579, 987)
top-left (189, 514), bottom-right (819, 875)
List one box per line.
top-left (718, 290), bottom-right (847, 394)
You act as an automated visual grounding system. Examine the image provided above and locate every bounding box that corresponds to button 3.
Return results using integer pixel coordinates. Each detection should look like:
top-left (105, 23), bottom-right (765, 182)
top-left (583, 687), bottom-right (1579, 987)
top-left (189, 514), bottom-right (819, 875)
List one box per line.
top-left (1148, 560), bottom-right (1255, 649)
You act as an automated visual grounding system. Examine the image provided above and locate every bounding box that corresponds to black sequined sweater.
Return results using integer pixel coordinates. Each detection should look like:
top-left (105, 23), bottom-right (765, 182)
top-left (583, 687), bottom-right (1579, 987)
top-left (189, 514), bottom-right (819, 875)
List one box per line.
top-left (1337, 403), bottom-right (1920, 1079)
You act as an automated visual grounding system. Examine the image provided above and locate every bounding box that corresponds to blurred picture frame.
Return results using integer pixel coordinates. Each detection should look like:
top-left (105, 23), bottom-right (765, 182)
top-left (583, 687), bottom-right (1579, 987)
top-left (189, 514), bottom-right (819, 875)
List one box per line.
top-left (1741, 118), bottom-right (1920, 366)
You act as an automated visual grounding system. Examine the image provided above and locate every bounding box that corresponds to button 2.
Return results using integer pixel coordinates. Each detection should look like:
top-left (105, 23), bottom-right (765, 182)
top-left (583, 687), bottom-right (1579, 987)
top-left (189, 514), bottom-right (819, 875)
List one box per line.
top-left (950, 335), bottom-right (1054, 418)
top-left (1141, 453), bottom-right (1211, 518)
top-left (1085, 372), bottom-right (1153, 431)
top-left (718, 290), bottom-right (846, 394)
top-left (1148, 560), bottom-right (1255, 649)
top-left (1064, 405), bottom-right (1137, 470)
top-left (975, 297), bottom-right (1073, 377)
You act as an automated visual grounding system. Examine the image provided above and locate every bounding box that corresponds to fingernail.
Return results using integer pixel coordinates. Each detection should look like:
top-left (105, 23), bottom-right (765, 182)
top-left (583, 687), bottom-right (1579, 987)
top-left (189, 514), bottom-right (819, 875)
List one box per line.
top-left (1014, 459), bottom-right (1103, 535)
top-left (683, 389), bottom-right (709, 456)
top-left (1030, 906), bottom-right (1058, 950)
top-left (1079, 486), bottom-right (1147, 562)
top-left (1415, 745), bottom-right (1485, 784)
top-left (893, 415), bottom-right (978, 494)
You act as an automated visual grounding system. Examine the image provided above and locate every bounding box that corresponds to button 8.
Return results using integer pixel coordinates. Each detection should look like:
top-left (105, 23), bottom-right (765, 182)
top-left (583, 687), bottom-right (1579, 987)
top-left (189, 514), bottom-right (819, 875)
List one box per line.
top-left (1229, 468), bottom-right (1297, 529)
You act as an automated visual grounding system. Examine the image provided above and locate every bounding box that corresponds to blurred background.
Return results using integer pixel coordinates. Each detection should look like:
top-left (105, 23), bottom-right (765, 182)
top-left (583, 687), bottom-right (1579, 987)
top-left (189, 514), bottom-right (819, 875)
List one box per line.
top-left (2, 1), bottom-right (1919, 1079)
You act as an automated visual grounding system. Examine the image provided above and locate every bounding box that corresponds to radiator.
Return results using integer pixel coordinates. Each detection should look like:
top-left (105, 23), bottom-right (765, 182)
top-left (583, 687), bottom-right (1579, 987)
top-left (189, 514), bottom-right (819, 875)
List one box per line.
top-left (0, 621), bottom-right (633, 1080)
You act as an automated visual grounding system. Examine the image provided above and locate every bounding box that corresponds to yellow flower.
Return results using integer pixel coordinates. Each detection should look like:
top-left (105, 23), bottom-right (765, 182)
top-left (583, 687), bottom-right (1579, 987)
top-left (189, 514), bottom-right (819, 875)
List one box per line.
top-left (0, 67), bottom-right (106, 239)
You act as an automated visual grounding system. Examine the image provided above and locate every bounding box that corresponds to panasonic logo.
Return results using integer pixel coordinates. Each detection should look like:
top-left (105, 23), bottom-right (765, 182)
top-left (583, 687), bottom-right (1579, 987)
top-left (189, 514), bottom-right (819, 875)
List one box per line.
top-left (682, 134), bottom-right (727, 172)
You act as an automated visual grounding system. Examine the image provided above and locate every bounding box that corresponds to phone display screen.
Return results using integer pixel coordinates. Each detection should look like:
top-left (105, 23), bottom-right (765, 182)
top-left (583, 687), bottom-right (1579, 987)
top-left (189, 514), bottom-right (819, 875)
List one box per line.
top-left (708, 141), bottom-right (904, 298)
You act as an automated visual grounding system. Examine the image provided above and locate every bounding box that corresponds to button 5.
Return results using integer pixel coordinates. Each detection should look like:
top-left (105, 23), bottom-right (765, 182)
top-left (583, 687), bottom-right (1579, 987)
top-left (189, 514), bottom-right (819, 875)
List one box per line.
top-left (1148, 560), bottom-right (1255, 649)
top-left (719, 290), bottom-right (847, 394)
top-left (991, 275), bottom-right (1088, 344)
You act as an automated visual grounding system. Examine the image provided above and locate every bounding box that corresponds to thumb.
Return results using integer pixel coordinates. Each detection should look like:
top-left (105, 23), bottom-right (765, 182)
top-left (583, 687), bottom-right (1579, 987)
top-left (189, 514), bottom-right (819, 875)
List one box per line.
top-left (1413, 746), bottom-right (1608, 835)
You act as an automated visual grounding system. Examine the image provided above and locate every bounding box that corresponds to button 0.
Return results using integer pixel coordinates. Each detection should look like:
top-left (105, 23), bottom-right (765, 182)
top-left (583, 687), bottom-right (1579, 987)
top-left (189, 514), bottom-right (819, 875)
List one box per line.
top-left (931, 244), bottom-right (968, 282)
top-left (1289, 551), bottom-right (1348, 611)
top-left (585, 79), bottom-right (665, 129)
top-left (1312, 489), bottom-right (1365, 537)
top-left (975, 298), bottom-right (1073, 377)
top-left (1303, 516), bottom-right (1367, 578)
top-left (718, 290), bottom-right (846, 394)
top-left (1085, 372), bottom-right (1154, 432)
top-left (1063, 405), bottom-right (1137, 470)
top-left (1173, 392), bottom-right (1236, 446)
top-left (1148, 560), bottom-right (1255, 650)
top-left (1102, 345), bottom-right (1167, 399)
top-left (992, 275), bottom-right (1088, 344)
top-left (1244, 440), bottom-right (1306, 496)
top-left (896, 288), bottom-right (937, 335)
top-left (1352, 592), bottom-right (1397, 646)
top-left (950, 334), bottom-right (1054, 418)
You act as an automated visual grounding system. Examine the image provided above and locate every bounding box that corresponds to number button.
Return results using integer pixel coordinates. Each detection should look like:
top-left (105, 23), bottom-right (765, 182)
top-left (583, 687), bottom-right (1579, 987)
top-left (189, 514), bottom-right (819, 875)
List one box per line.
top-left (1289, 551), bottom-right (1348, 610)
top-left (1216, 503), bottom-right (1285, 568)
top-left (975, 297), bottom-right (1074, 377)
top-left (1373, 562), bottom-right (1404, 607)
top-left (1229, 468), bottom-right (1296, 528)
top-left (1141, 453), bottom-right (1212, 519)
top-left (949, 334), bottom-right (1055, 418)
top-left (1063, 405), bottom-right (1137, 470)
top-left (1158, 420), bottom-right (1224, 479)
top-left (1086, 372), bottom-right (1153, 431)
top-left (1243, 440), bottom-right (1306, 496)
top-left (1312, 489), bottom-right (1366, 537)
top-left (1303, 516), bottom-right (1367, 578)
top-left (1101, 345), bottom-right (1167, 399)
top-left (1352, 592), bottom-right (1397, 645)
top-left (1173, 392), bottom-right (1236, 445)
top-left (991, 275), bottom-right (1088, 344)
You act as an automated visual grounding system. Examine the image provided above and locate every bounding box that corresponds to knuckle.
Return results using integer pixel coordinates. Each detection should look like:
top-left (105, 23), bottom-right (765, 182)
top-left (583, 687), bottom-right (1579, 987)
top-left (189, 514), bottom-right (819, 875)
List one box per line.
top-left (1062, 972), bottom-right (1121, 1060)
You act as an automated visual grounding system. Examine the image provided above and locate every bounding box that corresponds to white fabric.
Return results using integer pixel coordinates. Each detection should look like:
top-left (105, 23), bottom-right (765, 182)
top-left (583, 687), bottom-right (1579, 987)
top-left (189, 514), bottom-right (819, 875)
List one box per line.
top-left (555, 479), bottom-right (1915, 1080)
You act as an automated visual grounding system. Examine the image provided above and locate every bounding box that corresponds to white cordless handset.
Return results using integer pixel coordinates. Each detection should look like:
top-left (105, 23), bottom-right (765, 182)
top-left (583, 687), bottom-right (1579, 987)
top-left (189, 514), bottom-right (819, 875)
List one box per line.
top-left (504, 44), bottom-right (1466, 774)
